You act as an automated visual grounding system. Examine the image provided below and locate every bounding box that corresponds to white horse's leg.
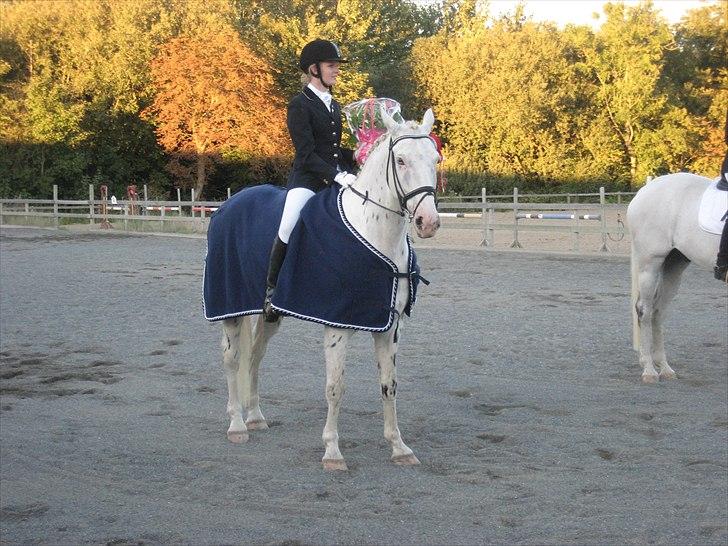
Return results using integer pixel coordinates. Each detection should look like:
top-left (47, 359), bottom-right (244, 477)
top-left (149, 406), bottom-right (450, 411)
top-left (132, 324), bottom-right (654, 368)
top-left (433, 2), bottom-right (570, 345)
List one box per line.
top-left (372, 323), bottom-right (419, 465)
top-left (651, 251), bottom-right (690, 380)
top-left (635, 259), bottom-right (664, 383)
top-left (222, 317), bottom-right (250, 443)
top-left (321, 327), bottom-right (353, 471)
top-left (242, 315), bottom-right (281, 429)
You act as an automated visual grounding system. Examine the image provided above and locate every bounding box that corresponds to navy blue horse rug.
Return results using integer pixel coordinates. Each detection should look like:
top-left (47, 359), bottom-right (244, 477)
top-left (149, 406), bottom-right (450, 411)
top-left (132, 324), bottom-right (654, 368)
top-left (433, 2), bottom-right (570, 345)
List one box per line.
top-left (203, 184), bottom-right (423, 331)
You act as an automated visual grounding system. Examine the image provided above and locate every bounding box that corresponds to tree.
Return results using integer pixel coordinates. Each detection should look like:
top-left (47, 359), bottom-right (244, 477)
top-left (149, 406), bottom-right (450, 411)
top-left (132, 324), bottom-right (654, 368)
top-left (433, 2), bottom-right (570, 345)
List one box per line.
top-left (234, 0), bottom-right (438, 116)
top-left (144, 27), bottom-right (290, 198)
top-left (664, 2), bottom-right (727, 176)
top-left (579, 1), bottom-right (676, 186)
top-left (411, 9), bottom-right (595, 187)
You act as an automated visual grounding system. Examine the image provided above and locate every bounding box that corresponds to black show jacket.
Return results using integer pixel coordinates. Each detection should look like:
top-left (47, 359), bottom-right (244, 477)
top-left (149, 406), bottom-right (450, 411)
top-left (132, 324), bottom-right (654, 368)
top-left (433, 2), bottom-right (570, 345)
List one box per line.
top-left (286, 86), bottom-right (355, 192)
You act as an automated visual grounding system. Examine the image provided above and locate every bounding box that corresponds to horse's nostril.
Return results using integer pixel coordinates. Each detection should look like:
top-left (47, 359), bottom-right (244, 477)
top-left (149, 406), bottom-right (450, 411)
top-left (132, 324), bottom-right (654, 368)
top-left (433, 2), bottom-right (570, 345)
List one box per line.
top-left (415, 217), bottom-right (423, 228)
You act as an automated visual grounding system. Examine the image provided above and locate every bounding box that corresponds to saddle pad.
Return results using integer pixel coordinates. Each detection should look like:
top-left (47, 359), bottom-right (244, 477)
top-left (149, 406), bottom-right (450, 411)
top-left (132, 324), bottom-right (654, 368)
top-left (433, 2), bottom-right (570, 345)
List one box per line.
top-left (203, 184), bottom-right (420, 331)
top-left (698, 178), bottom-right (728, 235)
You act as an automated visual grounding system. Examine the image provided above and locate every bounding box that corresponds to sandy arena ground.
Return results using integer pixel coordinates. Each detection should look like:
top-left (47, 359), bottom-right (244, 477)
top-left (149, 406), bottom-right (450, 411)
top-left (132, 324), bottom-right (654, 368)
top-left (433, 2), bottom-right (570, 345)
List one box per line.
top-left (0, 225), bottom-right (726, 545)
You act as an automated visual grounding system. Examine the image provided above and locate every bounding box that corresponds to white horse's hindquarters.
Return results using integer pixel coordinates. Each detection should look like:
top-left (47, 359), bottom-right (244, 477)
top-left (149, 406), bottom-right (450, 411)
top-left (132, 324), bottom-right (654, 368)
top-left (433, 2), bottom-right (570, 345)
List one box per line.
top-left (628, 173), bottom-right (718, 269)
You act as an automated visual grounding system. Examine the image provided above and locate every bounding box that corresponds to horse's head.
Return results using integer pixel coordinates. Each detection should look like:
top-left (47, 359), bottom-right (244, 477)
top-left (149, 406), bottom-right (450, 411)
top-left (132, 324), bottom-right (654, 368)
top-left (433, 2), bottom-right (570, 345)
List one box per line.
top-left (380, 108), bottom-right (441, 239)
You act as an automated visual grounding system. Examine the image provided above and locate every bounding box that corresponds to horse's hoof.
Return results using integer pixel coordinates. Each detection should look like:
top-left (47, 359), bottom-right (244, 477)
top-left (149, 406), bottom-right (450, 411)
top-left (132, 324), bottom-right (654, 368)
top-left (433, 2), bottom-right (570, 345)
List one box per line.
top-left (392, 454), bottom-right (420, 466)
top-left (227, 430), bottom-right (249, 444)
top-left (322, 458), bottom-right (348, 471)
top-left (641, 374), bottom-right (659, 384)
top-left (246, 420), bottom-right (269, 431)
top-left (659, 370), bottom-right (677, 380)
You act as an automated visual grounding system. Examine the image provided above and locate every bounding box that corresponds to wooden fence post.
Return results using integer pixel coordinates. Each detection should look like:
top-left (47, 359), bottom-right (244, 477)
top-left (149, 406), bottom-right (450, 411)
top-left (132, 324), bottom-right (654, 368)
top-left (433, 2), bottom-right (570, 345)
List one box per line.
top-left (177, 188), bottom-right (182, 217)
top-left (510, 187), bottom-right (522, 248)
top-left (53, 185), bottom-right (59, 228)
top-left (89, 184), bottom-right (95, 225)
top-left (599, 186), bottom-right (609, 252)
top-left (480, 187), bottom-right (488, 246)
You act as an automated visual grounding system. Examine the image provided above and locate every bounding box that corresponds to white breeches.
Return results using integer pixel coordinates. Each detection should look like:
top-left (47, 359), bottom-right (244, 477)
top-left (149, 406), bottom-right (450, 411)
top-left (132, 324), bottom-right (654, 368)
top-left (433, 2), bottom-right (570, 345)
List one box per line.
top-left (278, 187), bottom-right (315, 244)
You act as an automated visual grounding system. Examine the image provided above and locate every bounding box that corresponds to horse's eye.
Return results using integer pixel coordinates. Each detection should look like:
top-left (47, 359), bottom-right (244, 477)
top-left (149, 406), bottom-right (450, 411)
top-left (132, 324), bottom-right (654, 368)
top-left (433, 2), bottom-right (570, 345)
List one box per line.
top-left (396, 157), bottom-right (405, 166)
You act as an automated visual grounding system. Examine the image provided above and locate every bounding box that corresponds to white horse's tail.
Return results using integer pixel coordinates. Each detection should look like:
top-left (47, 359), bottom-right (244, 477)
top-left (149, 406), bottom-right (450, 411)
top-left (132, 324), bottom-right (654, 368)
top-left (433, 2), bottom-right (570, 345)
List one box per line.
top-left (631, 242), bottom-right (640, 351)
top-left (236, 315), bottom-right (254, 406)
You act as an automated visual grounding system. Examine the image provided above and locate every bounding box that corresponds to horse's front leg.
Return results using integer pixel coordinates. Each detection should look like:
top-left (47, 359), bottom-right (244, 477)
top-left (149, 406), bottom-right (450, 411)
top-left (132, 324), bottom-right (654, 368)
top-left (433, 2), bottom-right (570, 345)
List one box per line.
top-left (373, 322), bottom-right (419, 466)
top-left (321, 327), bottom-right (353, 471)
top-left (243, 316), bottom-right (281, 429)
top-left (222, 317), bottom-right (249, 443)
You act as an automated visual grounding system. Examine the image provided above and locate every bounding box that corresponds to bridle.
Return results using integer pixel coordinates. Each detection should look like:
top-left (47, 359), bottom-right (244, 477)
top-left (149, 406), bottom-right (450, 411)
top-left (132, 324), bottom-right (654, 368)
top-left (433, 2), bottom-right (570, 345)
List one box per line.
top-left (347, 134), bottom-right (438, 220)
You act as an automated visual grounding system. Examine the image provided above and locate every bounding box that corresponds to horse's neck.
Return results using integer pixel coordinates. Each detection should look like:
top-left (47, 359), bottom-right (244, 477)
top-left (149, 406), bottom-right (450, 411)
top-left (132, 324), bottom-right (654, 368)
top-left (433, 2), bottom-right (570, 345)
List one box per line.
top-left (341, 147), bottom-right (409, 266)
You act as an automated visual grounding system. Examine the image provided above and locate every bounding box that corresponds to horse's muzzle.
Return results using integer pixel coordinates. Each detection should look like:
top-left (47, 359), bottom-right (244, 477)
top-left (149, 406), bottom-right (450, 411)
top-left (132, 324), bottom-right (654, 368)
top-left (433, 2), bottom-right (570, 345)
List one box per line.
top-left (414, 208), bottom-right (440, 238)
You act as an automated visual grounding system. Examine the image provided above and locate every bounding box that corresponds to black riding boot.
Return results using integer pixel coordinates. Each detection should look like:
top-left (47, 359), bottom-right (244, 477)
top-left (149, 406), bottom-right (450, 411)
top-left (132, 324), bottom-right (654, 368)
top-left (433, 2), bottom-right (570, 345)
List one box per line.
top-left (715, 216), bottom-right (728, 283)
top-left (263, 236), bottom-right (288, 322)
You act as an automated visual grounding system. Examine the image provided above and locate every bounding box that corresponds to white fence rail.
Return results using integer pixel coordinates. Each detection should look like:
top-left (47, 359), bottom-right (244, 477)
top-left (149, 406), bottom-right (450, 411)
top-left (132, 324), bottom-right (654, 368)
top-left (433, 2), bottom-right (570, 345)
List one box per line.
top-left (438, 187), bottom-right (632, 252)
top-left (0, 184), bottom-right (633, 253)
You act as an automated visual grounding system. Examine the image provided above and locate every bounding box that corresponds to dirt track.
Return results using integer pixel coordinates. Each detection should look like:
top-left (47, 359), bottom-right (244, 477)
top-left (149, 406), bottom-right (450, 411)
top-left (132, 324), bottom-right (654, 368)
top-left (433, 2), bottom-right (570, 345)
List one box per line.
top-left (1, 226), bottom-right (726, 545)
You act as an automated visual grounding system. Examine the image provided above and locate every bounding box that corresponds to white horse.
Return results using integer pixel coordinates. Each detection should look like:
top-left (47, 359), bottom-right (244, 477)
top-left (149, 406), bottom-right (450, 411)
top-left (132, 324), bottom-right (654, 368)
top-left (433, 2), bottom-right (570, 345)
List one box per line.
top-left (627, 172), bottom-right (725, 383)
top-left (217, 109), bottom-right (440, 470)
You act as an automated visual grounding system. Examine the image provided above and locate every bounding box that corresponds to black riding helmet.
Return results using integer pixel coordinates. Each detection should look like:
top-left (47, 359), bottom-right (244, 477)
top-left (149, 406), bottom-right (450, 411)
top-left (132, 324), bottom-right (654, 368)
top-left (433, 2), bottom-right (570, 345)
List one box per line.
top-left (299, 39), bottom-right (348, 88)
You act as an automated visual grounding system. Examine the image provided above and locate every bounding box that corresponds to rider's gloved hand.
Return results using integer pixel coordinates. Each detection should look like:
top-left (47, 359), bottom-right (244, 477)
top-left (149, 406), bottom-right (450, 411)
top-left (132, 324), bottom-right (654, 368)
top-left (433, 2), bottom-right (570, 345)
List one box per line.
top-left (334, 172), bottom-right (357, 188)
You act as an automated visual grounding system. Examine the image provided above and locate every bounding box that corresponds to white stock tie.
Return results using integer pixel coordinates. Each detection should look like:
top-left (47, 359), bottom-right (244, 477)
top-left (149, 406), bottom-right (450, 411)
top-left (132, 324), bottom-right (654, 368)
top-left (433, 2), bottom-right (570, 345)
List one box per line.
top-left (322, 94), bottom-right (332, 112)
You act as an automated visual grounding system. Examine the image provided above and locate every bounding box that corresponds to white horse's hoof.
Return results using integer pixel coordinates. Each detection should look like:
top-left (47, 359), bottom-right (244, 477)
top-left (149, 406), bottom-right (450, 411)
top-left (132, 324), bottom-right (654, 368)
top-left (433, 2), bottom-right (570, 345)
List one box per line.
top-left (641, 373), bottom-right (659, 384)
top-left (392, 454), bottom-right (420, 466)
top-left (227, 430), bottom-right (249, 443)
top-left (322, 458), bottom-right (348, 471)
top-left (245, 420), bottom-right (269, 431)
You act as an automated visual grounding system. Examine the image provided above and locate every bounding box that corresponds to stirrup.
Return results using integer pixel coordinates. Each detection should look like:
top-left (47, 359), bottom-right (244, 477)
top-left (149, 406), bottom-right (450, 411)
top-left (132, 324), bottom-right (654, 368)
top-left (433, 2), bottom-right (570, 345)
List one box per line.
top-left (263, 289), bottom-right (280, 323)
top-left (714, 265), bottom-right (728, 283)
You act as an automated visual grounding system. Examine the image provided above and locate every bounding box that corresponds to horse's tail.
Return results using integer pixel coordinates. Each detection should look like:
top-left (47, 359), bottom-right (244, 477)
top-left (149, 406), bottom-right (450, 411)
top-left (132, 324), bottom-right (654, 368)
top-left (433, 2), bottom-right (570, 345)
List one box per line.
top-left (236, 315), bottom-right (254, 406)
top-left (630, 242), bottom-right (640, 351)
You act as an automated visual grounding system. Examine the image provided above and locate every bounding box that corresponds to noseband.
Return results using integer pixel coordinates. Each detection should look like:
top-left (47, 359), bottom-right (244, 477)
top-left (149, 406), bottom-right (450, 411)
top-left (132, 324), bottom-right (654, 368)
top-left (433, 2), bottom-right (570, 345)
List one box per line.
top-left (347, 134), bottom-right (438, 220)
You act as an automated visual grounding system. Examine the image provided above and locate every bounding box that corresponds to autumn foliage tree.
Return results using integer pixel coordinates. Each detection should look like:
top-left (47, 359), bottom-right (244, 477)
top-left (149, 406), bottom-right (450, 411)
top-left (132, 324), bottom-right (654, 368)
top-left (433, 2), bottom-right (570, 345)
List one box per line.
top-left (144, 28), bottom-right (290, 198)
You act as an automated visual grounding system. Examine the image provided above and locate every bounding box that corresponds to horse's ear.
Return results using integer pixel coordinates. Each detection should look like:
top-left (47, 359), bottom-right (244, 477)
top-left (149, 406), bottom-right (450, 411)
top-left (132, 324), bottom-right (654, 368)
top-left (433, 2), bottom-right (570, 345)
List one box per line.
top-left (381, 107), bottom-right (401, 133)
top-left (421, 108), bottom-right (435, 134)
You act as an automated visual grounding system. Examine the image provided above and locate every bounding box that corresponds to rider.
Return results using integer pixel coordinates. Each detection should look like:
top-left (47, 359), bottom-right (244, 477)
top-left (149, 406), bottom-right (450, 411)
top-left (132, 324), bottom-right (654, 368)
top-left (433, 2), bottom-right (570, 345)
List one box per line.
top-left (263, 39), bottom-right (357, 321)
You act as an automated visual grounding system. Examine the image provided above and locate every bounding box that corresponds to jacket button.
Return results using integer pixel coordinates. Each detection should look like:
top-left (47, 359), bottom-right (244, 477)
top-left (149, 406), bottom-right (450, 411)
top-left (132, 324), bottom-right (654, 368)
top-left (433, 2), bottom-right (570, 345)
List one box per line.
top-left (332, 132), bottom-right (336, 136)
top-left (334, 153), bottom-right (338, 158)
top-left (333, 143), bottom-right (338, 147)
top-left (331, 121), bottom-right (335, 125)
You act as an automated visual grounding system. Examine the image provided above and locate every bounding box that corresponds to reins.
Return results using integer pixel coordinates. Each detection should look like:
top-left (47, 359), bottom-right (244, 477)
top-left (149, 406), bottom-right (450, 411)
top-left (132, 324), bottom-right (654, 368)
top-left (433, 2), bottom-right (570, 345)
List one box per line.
top-left (346, 134), bottom-right (438, 220)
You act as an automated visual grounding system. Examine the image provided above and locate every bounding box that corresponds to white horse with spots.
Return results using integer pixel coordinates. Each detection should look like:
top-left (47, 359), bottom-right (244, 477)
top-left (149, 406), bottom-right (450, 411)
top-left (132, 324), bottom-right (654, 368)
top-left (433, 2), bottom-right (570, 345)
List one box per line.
top-left (627, 172), bottom-right (726, 383)
top-left (219, 109), bottom-right (440, 470)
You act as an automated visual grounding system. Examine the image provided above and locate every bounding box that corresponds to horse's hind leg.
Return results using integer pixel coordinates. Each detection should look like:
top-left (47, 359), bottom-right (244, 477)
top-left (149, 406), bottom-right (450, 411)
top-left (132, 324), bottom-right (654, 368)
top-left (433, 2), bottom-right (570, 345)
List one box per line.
top-left (652, 250), bottom-right (690, 380)
top-left (221, 317), bottom-right (250, 443)
top-left (634, 257), bottom-right (664, 383)
top-left (373, 324), bottom-right (419, 466)
top-left (321, 327), bottom-right (353, 471)
top-left (242, 315), bottom-right (281, 429)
